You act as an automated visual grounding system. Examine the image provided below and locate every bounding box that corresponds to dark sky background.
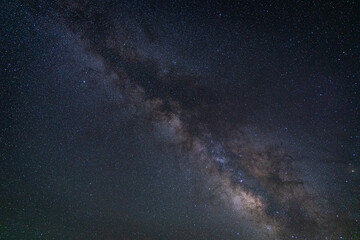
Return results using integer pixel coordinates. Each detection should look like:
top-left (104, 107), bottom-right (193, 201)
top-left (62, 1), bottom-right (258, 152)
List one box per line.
top-left (1, 0), bottom-right (359, 239)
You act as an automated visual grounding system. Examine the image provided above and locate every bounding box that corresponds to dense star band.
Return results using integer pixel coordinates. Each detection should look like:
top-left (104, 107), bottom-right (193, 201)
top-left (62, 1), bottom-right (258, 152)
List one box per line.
top-left (1, 1), bottom-right (359, 239)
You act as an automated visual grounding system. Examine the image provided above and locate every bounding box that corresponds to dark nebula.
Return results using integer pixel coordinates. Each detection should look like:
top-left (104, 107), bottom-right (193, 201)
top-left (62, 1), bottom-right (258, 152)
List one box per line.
top-left (1, 1), bottom-right (359, 239)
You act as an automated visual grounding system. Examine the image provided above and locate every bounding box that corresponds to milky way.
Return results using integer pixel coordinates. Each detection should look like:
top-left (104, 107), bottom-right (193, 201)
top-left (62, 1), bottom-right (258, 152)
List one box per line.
top-left (1, 1), bottom-right (359, 239)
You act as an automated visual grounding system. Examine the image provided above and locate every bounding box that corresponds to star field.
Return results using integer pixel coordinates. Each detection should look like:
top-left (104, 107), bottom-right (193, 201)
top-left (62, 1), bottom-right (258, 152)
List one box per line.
top-left (1, 1), bottom-right (359, 239)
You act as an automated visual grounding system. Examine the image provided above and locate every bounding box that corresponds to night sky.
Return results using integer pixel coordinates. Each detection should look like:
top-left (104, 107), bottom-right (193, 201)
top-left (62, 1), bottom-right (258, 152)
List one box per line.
top-left (1, 1), bottom-right (359, 239)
